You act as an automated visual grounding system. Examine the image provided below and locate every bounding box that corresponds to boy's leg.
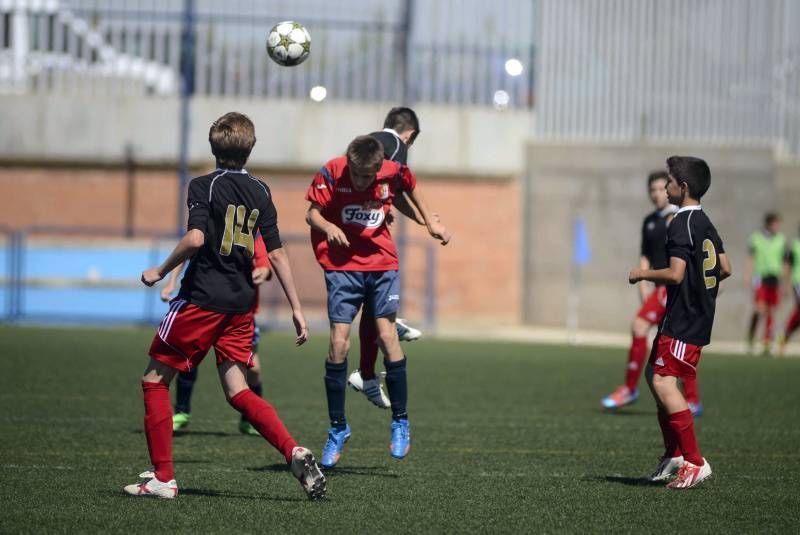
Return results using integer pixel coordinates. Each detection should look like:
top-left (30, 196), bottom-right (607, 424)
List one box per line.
top-left (239, 349), bottom-right (263, 435)
top-left (327, 322), bottom-right (352, 429)
top-left (141, 359), bottom-right (178, 482)
top-left (781, 291), bottom-right (800, 352)
top-left (358, 310), bottom-right (380, 380)
top-left (173, 368), bottom-right (197, 430)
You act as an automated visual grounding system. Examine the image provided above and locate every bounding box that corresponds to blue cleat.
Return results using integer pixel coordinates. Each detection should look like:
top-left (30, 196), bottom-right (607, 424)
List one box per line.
top-left (601, 385), bottom-right (639, 410)
top-left (389, 419), bottom-right (411, 459)
top-left (688, 401), bottom-right (704, 417)
top-left (321, 425), bottom-right (351, 469)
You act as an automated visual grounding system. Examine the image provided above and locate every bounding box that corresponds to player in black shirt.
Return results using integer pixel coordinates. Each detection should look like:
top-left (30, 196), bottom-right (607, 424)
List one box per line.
top-left (629, 156), bottom-right (731, 490)
top-left (125, 112), bottom-right (326, 500)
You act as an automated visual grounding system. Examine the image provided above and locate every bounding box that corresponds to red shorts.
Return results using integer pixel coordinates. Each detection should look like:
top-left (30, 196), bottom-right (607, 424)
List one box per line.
top-left (636, 286), bottom-right (668, 325)
top-left (649, 334), bottom-right (703, 379)
top-left (149, 299), bottom-right (255, 372)
top-left (755, 284), bottom-right (780, 307)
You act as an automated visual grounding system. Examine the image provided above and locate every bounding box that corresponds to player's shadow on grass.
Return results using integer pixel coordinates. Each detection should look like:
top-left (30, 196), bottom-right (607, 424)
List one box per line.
top-left (598, 475), bottom-right (663, 487)
top-left (247, 463), bottom-right (399, 479)
top-left (599, 409), bottom-right (653, 417)
top-left (178, 488), bottom-right (305, 502)
top-left (130, 429), bottom-right (239, 438)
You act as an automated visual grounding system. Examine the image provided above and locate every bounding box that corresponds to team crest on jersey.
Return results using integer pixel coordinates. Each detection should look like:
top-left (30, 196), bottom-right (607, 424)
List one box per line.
top-left (342, 204), bottom-right (385, 228)
top-left (377, 183), bottom-right (390, 200)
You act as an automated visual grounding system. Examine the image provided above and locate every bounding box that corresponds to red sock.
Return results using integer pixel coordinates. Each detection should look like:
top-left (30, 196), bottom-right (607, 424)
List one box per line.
top-left (359, 318), bottom-right (380, 380)
top-left (142, 381), bottom-right (174, 481)
top-left (785, 308), bottom-right (800, 341)
top-left (668, 409), bottom-right (703, 466)
top-left (624, 336), bottom-right (648, 391)
top-left (765, 312), bottom-right (775, 342)
top-left (657, 409), bottom-right (681, 458)
top-left (229, 389), bottom-right (297, 464)
top-left (683, 376), bottom-right (700, 405)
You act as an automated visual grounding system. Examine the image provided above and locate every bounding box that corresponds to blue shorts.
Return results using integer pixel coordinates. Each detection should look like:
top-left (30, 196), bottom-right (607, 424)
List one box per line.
top-left (325, 270), bottom-right (400, 323)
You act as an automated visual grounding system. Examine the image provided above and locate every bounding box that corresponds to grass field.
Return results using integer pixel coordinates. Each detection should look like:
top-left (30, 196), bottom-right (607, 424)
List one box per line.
top-left (1, 325), bottom-right (799, 533)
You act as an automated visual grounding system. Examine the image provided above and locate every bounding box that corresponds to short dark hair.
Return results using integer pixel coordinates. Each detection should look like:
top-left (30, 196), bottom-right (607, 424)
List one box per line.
top-left (346, 135), bottom-right (384, 172)
top-left (764, 212), bottom-right (780, 226)
top-left (383, 107), bottom-right (420, 144)
top-left (647, 170), bottom-right (668, 187)
top-left (209, 112), bottom-right (256, 169)
top-left (666, 156), bottom-right (711, 200)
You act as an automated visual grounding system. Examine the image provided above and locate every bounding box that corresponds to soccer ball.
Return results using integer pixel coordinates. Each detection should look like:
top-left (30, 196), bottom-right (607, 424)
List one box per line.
top-left (266, 21), bottom-right (311, 67)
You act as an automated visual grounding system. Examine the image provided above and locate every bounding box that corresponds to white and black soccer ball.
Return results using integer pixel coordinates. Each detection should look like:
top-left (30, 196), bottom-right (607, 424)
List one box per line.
top-left (266, 21), bottom-right (311, 67)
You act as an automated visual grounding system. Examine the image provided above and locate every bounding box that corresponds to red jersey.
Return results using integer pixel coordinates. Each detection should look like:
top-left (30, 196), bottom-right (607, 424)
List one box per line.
top-left (305, 156), bottom-right (416, 271)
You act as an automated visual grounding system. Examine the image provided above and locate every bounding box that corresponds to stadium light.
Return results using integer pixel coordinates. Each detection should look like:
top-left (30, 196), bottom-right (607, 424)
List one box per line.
top-left (310, 85), bottom-right (327, 102)
top-left (493, 90), bottom-right (510, 110)
top-left (504, 58), bottom-right (524, 77)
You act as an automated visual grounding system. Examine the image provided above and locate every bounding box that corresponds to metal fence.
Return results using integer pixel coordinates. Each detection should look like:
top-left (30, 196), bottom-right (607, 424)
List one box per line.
top-left (535, 0), bottom-right (800, 156)
top-left (0, 0), bottom-right (536, 108)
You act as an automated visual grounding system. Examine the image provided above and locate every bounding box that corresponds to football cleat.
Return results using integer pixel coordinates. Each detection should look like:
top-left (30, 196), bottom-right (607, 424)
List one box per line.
top-left (138, 468), bottom-right (155, 479)
top-left (396, 318), bottom-right (422, 342)
top-left (666, 458), bottom-right (712, 489)
top-left (239, 420), bottom-right (261, 436)
top-left (348, 370), bottom-right (390, 409)
top-left (648, 456), bottom-right (684, 482)
top-left (321, 425), bottom-right (351, 469)
top-left (601, 385), bottom-right (639, 409)
top-left (172, 412), bottom-right (191, 431)
top-left (389, 419), bottom-right (410, 460)
top-left (688, 401), bottom-right (704, 417)
top-left (290, 447), bottom-right (327, 500)
top-left (123, 475), bottom-right (178, 499)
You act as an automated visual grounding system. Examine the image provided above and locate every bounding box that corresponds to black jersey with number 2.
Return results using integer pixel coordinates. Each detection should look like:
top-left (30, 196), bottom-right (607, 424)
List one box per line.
top-left (660, 206), bottom-right (725, 346)
top-left (178, 168), bottom-right (282, 314)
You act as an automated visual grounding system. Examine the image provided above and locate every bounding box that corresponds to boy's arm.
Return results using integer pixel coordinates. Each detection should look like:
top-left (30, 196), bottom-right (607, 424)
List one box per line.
top-left (393, 192), bottom-right (425, 225)
top-left (251, 232), bottom-right (272, 284)
top-left (719, 253), bottom-right (733, 281)
top-left (629, 256), bottom-right (687, 286)
top-left (159, 261), bottom-right (186, 301)
top-left (637, 256), bottom-right (652, 302)
top-left (405, 185), bottom-right (451, 245)
top-left (142, 230), bottom-right (204, 286)
top-left (306, 203), bottom-right (350, 247)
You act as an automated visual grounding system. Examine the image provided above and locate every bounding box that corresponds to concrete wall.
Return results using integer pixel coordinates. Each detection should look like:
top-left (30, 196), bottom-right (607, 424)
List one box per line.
top-left (0, 94), bottom-right (532, 176)
top-left (522, 142), bottom-right (780, 342)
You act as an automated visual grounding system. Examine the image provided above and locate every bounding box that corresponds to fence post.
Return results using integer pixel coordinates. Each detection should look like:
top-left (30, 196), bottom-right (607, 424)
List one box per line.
top-left (177, 0), bottom-right (197, 235)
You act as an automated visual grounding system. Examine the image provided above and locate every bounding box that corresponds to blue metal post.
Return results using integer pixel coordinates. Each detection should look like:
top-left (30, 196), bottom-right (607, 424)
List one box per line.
top-left (176, 0), bottom-right (196, 236)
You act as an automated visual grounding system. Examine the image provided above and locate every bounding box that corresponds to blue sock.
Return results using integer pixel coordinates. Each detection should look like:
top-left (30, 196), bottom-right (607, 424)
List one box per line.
top-left (175, 367), bottom-right (198, 414)
top-left (325, 360), bottom-right (348, 430)
top-left (384, 357), bottom-right (408, 421)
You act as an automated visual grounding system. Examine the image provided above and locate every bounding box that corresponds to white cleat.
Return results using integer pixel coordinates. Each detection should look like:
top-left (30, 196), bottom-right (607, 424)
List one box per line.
top-left (396, 318), bottom-right (422, 342)
top-left (290, 447), bottom-right (327, 500)
top-left (348, 369), bottom-right (391, 409)
top-left (123, 475), bottom-right (178, 499)
top-left (648, 456), bottom-right (684, 482)
top-left (138, 469), bottom-right (155, 479)
top-left (667, 458), bottom-right (712, 490)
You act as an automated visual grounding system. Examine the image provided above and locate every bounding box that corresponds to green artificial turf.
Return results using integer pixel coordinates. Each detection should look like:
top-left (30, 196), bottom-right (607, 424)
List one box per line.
top-left (1, 326), bottom-right (798, 533)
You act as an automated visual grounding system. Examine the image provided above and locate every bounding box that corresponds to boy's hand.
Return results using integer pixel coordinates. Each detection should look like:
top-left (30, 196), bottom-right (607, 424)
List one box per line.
top-left (628, 268), bottom-right (644, 284)
top-left (159, 285), bottom-right (174, 302)
top-left (325, 224), bottom-right (350, 247)
top-left (427, 221), bottom-right (451, 245)
top-left (292, 309), bottom-right (309, 346)
top-left (252, 266), bottom-right (272, 285)
top-left (141, 267), bottom-right (163, 287)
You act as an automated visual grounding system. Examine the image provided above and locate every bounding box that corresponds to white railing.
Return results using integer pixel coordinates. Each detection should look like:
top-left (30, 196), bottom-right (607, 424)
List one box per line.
top-left (535, 0), bottom-right (800, 157)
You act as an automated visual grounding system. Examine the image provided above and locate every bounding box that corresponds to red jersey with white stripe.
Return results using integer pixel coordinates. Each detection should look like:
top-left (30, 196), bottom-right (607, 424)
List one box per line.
top-left (305, 156), bottom-right (416, 271)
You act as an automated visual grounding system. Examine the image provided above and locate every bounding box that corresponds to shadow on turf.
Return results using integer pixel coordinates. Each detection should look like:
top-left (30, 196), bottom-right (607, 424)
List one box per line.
top-left (247, 463), bottom-right (399, 479)
top-left (597, 475), bottom-right (663, 487)
top-left (599, 409), bottom-right (653, 417)
top-left (131, 429), bottom-right (239, 438)
top-left (178, 488), bottom-right (306, 502)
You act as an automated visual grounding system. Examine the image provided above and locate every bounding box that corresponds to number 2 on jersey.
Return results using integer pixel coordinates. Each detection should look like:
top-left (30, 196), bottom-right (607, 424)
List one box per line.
top-left (220, 204), bottom-right (259, 257)
top-left (702, 239), bottom-right (717, 289)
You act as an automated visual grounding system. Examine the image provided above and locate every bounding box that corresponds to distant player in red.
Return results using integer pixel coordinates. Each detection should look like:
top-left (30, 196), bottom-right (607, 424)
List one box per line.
top-left (629, 156), bottom-right (731, 489)
top-left (305, 136), bottom-right (450, 468)
top-left (778, 227), bottom-right (800, 356)
top-left (123, 112), bottom-right (325, 500)
top-left (601, 171), bottom-right (703, 416)
top-left (745, 213), bottom-right (785, 354)
top-left (160, 232), bottom-right (272, 435)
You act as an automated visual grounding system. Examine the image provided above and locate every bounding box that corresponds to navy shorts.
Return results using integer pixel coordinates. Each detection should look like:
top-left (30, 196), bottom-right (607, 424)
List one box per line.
top-left (325, 270), bottom-right (400, 323)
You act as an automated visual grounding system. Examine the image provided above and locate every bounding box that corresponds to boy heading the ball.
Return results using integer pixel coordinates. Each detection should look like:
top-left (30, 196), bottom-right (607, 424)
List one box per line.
top-left (125, 112), bottom-right (326, 500)
top-left (305, 135), bottom-right (449, 468)
top-left (628, 156), bottom-right (731, 489)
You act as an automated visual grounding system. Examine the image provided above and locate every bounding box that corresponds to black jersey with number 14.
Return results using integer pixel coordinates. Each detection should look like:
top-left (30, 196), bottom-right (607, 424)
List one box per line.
top-left (178, 168), bottom-right (282, 314)
top-left (660, 206), bottom-right (725, 346)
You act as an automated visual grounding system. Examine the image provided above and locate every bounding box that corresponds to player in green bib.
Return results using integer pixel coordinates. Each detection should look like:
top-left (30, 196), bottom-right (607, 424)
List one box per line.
top-left (746, 213), bottom-right (785, 355)
top-left (778, 231), bottom-right (800, 356)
